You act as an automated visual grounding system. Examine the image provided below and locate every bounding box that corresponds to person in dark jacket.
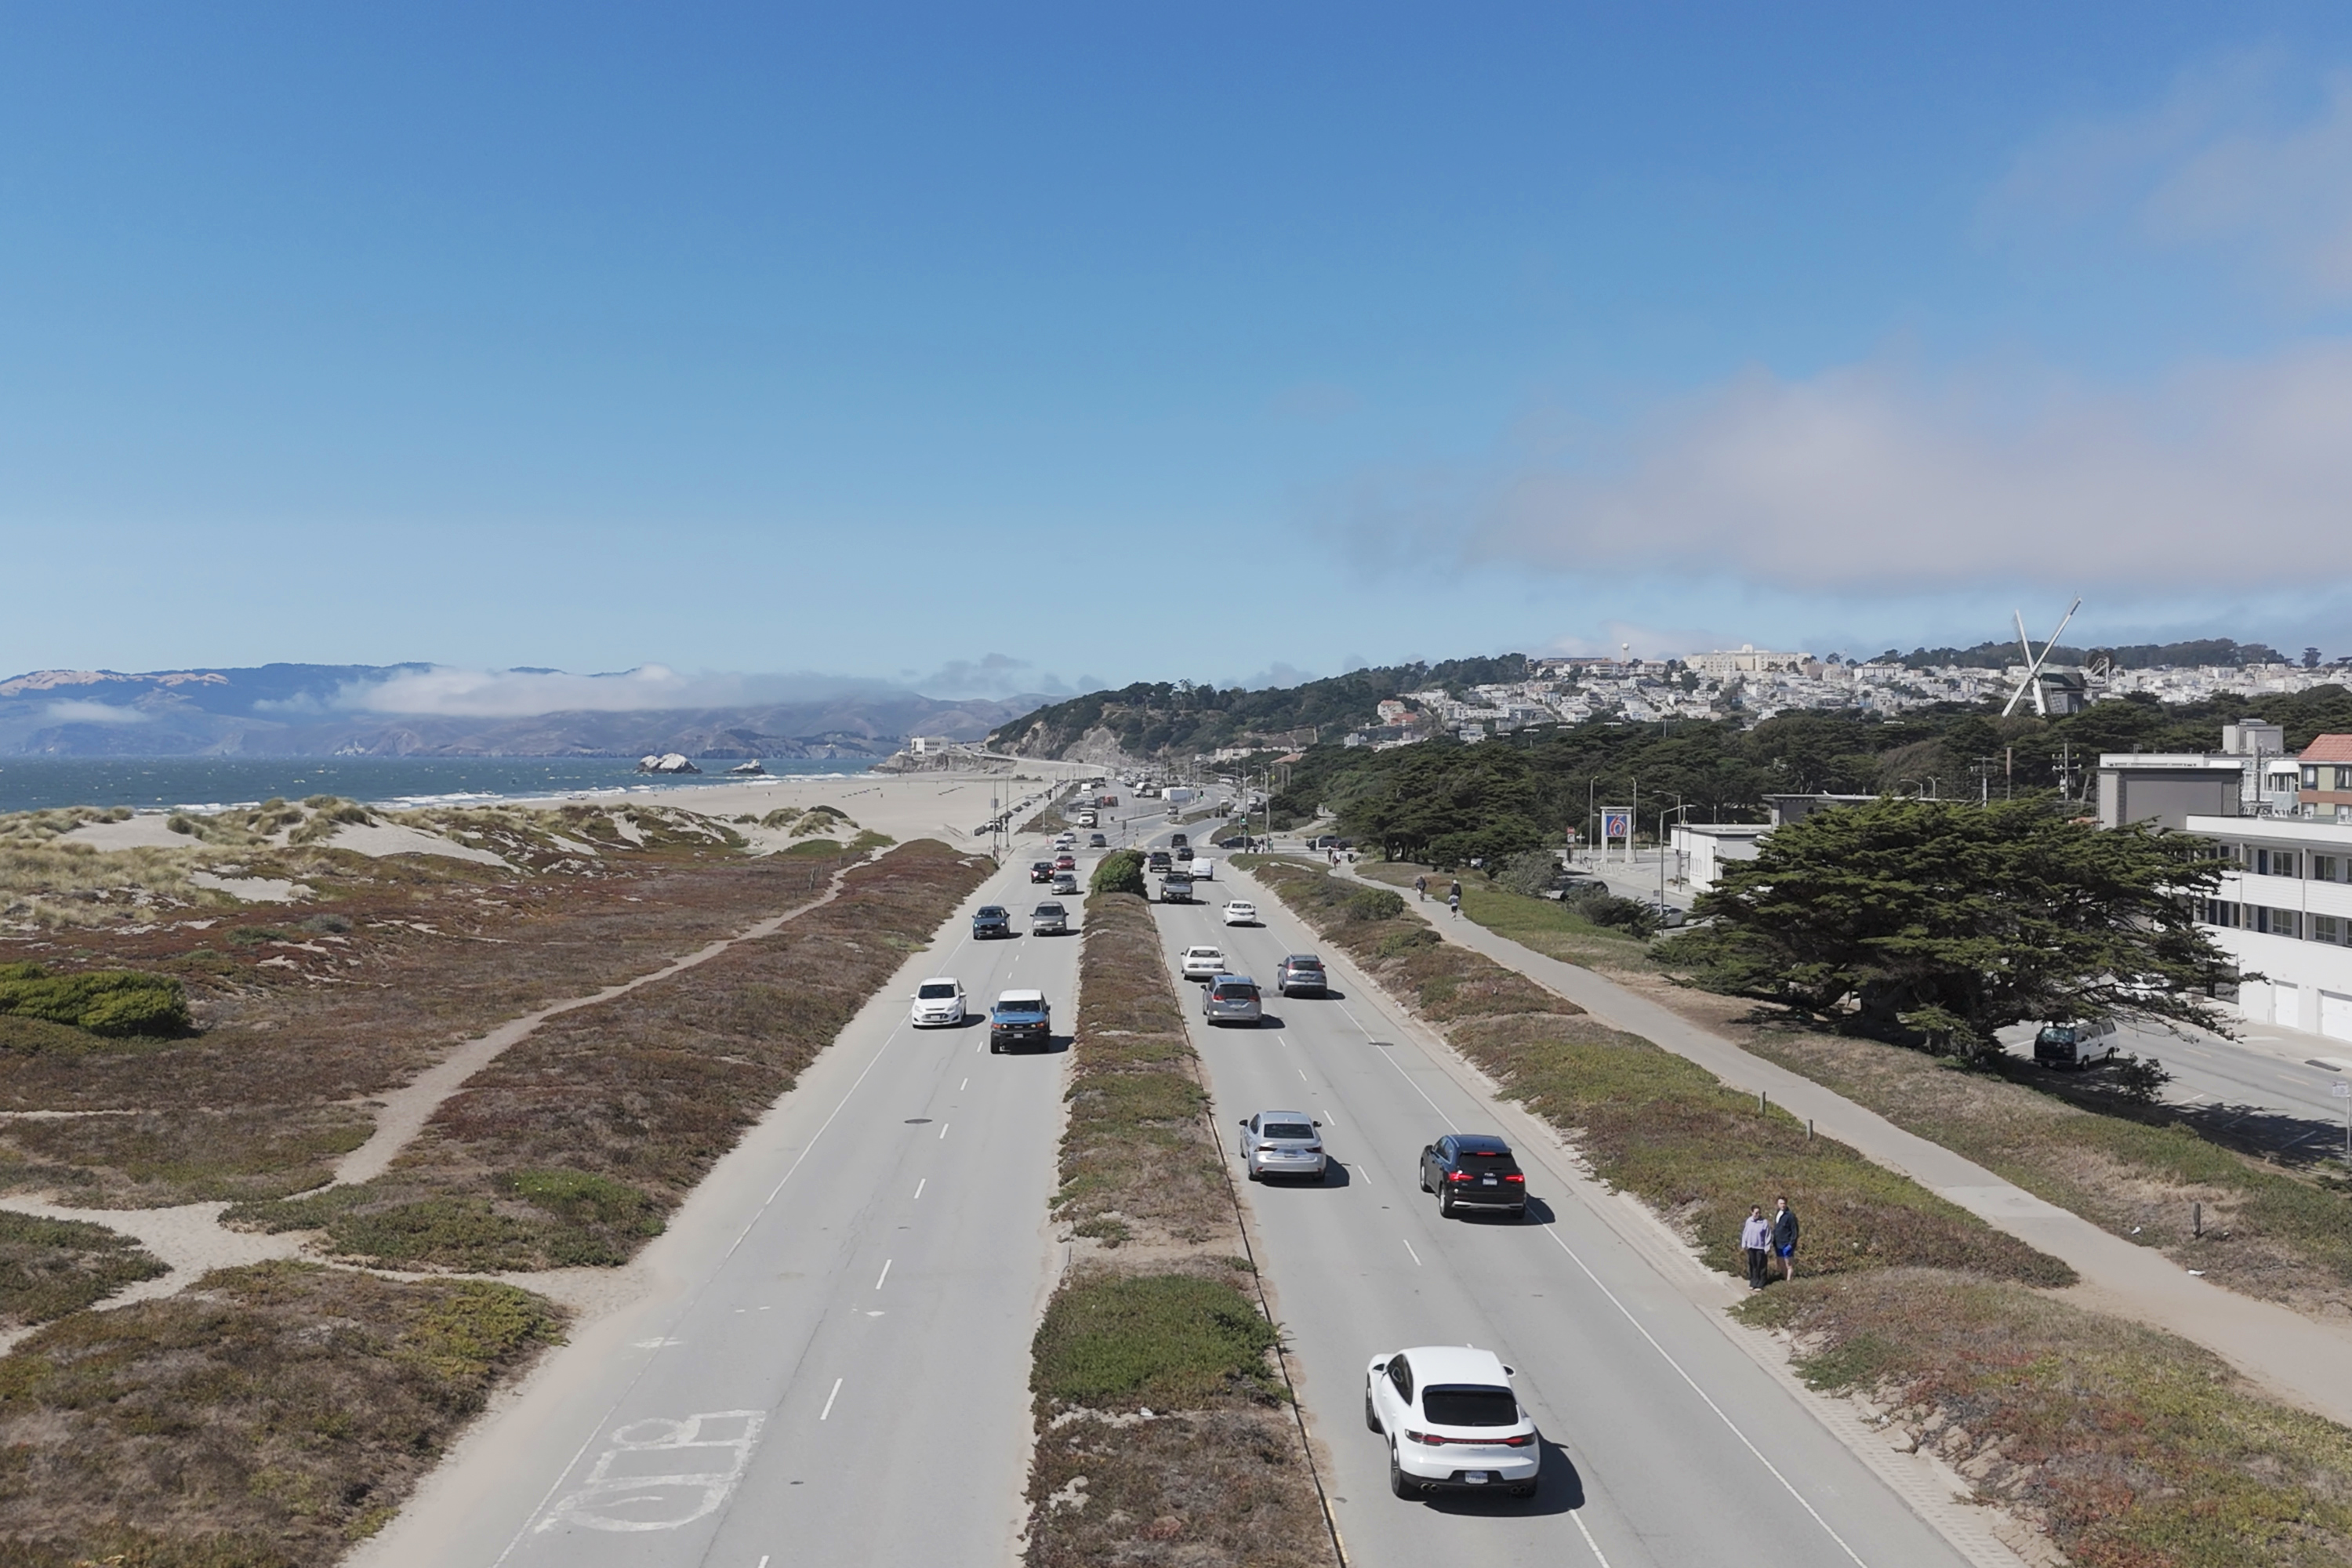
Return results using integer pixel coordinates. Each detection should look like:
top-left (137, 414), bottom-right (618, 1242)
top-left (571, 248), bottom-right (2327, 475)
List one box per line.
top-left (1770, 1196), bottom-right (1800, 1281)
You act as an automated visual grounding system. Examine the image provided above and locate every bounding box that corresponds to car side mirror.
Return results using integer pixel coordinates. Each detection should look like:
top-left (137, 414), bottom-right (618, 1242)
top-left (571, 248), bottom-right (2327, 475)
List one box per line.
top-left (1504, 1366), bottom-right (1516, 1377)
top-left (1370, 1359), bottom-right (1388, 1373)
top-left (1237, 1120), bottom-right (1247, 1129)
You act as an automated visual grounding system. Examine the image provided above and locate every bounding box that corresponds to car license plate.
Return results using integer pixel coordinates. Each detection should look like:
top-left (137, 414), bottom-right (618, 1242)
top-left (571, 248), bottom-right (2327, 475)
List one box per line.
top-left (1481, 1176), bottom-right (1496, 1185)
top-left (1464, 1472), bottom-right (1489, 1485)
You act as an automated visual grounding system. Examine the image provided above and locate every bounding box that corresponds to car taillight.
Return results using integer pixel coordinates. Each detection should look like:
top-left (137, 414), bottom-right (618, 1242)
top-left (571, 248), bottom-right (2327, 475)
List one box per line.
top-left (1446, 1171), bottom-right (1472, 1182)
top-left (1501, 1433), bottom-right (1533, 1446)
top-left (1504, 1173), bottom-right (1525, 1184)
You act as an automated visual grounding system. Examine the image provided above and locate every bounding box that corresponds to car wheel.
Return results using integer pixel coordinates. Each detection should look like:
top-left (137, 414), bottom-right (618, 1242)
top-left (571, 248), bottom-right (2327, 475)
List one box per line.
top-left (1439, 1189), bottom-right (1454, 1218)
top-left (1246, 1165), bottom-right (1260, 1182)
top-left (1365, 1389), bottom-right (1381, 1432)
top-left (1417, 1167), bottom-right (1430, 1194)
top-left (1389, 1446), bottom-right (1413, 1498)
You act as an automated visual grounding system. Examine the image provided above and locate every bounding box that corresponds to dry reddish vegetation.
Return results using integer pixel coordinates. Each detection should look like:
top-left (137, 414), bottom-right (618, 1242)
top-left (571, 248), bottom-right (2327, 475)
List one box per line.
top-left (1745, 1270), bottom-right (2352, 1568)
top-left (1022, 891), bottom-right (1336, 1568)
top-left (1245, 858), bottom-right (2070, 1286)
top-left (0, 821), bottom-right (848, 1207)
top-left (0, 1261), bottom-right (564, 1568)
top-left (229, 840), bottom-right (994, 1269)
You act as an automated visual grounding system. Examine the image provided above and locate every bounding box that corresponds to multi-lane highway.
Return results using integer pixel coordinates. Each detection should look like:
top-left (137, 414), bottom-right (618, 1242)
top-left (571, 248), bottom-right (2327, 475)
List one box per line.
top-left (354, 808), bottom-right (1142, 1566)
top-left (365, 785), bottom-right (1998, 1568)
top-left (1144, 834), bottom-right (1980, 1568)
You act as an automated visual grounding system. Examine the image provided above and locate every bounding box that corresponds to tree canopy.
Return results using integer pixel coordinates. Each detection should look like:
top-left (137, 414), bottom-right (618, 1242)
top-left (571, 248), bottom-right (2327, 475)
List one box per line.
top-left (1653, 799), bottom-right (2234, 1057)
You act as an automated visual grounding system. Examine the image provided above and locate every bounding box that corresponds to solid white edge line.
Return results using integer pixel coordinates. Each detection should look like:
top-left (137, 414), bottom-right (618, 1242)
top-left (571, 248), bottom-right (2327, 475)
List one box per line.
top-left (1573, 1510), bottom-right (1614, 1566)
top-left (1535, 1221), bottom-right (1869, 1566)
top-left (818, 1377), bottom-right (843, 1421)
top-left (1287, 869), bottom-right (1854, 1564)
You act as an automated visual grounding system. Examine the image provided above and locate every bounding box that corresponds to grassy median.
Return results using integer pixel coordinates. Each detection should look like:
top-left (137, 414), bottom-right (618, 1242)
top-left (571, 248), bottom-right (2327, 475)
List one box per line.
top-left (1022, 888), bottom-right (1336, 1568)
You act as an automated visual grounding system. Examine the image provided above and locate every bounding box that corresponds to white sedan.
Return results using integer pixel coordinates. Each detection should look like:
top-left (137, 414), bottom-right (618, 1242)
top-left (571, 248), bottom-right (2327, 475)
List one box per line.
top-left (1366, 1345), bottom-right (1539, 1499)
top-left (1221, 901), bottom-right (1258, 927)
top-left (909, 978), bottom-right (967, 1028)
top-left (1180, 945), bottom-right (1225, 982)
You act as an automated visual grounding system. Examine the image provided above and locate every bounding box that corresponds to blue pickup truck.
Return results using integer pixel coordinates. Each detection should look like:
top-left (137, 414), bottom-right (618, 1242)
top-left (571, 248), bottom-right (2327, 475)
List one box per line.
top-left (988, 989), bottom-right (1051, 1054)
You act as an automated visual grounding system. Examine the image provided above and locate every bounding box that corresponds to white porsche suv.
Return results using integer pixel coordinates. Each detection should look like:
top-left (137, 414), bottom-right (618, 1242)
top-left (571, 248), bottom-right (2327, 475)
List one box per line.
top-left (1364, 1345), bottom-right (1539, 1498)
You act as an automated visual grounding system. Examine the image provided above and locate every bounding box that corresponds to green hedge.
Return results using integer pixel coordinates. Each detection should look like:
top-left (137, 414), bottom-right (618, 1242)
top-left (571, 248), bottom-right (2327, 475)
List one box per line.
top-left (0, 964), bottom-right (191, 1038)
top-left (1091, 849), bottom-right (1148, 898)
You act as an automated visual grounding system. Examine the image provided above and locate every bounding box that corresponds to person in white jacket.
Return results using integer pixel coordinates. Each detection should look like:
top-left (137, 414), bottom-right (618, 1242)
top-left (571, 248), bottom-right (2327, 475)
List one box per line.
top-left (1739, 1206), bottom-right (1771, 1291)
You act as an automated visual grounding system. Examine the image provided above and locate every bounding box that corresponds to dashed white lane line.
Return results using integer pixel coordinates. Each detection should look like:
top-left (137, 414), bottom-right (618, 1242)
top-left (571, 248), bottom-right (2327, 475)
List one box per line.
top-left (1402, 1237), bottom-right (1422, 1267)
top-left (818, 1378), bottom-right (843, 1421)
top-left (874, 1258), bottom-right (892, 1291)
top-left (938, 1121), bottom-right (950, 1141)
top-left (913, 1178), bottom-right (927, 1200)
top-left (960, 1076), bottom-right (970, 1091)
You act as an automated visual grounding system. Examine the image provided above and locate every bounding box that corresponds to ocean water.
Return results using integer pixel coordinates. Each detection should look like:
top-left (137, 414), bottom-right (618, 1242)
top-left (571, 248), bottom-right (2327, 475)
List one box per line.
top-left (0, 757), bottom-right (875, 815)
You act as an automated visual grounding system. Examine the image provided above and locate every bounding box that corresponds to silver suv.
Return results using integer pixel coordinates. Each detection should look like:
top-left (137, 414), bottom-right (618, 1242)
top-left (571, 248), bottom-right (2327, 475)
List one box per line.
top-left (1201, 973), bottom-right (1263, 1027)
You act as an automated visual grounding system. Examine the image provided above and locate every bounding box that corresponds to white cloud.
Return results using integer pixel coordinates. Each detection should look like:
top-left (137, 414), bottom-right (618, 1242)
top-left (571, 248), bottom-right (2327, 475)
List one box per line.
top-left (43, 700), bottom-right (149, 724)
top-left (1344, 342), bottom-right (2352, 594)
top-left (913, 653), bottom-right (1071, 700)
top-left (329, 666), bottom-right (898, 717)
top-left (1991, 54), bottom-right (2352, 301)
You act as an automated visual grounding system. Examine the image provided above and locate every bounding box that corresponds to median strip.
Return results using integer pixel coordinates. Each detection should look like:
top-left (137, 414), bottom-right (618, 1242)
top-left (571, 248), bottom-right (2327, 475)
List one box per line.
top-left (1020, 885), bottom-right (1339, 1568)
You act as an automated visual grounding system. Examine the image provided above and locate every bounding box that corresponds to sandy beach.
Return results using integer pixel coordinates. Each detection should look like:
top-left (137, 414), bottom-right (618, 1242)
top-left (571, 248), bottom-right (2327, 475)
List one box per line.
top-left (510, 764), bottom-right (1097, 850)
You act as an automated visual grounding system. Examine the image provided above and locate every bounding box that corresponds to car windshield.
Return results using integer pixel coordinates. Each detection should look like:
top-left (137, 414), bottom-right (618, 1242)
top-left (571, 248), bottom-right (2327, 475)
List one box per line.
top-left (1261, 1122), bottom-right (1314, 1140)
top-left (917, 984), bottom-right (957, 1000)
top-left (1212, 984), bottom-right (1256, 1001)
top-left (978, 907), bottom-right (1007, 919)
top-left (1421, 1386), bottom-right (1519, 1427)
top-left (1035, 904), bottom-right (1064, 916)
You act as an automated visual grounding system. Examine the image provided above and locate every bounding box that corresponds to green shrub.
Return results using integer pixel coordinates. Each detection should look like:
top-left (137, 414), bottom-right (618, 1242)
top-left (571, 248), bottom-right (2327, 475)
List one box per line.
top-left (499, 1169), bottom-right (662, 1232)
top-left (1562, 889), bottom-right (1658, 937)
top-left (1032, 1271), bottom-right (1282, 1408)
top-left (1091, 849), bottom-right (1148, 898)
top-left (782, 838), bottom-right (844, 857)
top-left (0, 964), bottom-right (191, 1037)
top-left (1493, 848), bottom-right (1560, 898)
top-left (1344, 887), bottom-right (1405, 923)
top-left (1378, 927), bottom-right (1439, 957)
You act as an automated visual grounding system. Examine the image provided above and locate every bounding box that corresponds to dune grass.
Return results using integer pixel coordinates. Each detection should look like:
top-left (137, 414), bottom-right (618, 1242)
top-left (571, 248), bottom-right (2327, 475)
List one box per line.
top-left (0, 1261), bottom-right (564, 1566)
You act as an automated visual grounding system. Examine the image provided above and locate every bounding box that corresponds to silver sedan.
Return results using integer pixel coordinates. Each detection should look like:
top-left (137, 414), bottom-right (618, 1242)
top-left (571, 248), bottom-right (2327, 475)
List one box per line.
top-left (1236, 1110), bottom-right (1327, 1182)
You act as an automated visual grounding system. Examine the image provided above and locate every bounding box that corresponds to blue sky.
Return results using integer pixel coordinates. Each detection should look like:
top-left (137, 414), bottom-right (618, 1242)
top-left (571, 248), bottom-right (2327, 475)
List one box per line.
top-left (7, 3), bottom-right (2352, 703)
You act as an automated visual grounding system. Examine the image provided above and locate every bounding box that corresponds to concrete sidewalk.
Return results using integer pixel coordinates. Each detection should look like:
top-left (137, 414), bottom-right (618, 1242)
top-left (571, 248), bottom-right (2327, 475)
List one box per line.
top-left (1317, 860), bottom-right (2352, 1430)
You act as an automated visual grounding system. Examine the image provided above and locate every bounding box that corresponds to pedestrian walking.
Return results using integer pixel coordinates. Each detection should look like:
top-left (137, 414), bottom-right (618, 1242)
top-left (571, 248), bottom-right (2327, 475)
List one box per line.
top-left (1771, 1196), bottom-right (1800, 1282)
top-left (1414, 874), bottom-right (1428, 901)
top-left (1739, 1206), bottom-right (1770, 1290)
top-left (1448, 890), bottom-right (1462, 919)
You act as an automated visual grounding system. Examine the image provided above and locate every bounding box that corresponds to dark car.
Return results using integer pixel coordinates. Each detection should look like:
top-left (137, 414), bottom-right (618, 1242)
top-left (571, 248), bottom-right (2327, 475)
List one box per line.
top-left (1275, 954), bottom-right (1327, 997)
top-left (1160, 873), bottom-right (1195, 904)
top-left (1146, 850), bottom-right (1174, 875)
top-left (972, 905), bottom-right (1013, 939)
top-left (1088, 833), bottom-right (1108, 848)
top-left (1029, 861), bottom-right (1056, 884)
top-left (988, 989), bottom-right (1051, 1053)
top-left (1171, 832), bottom-right (1189, 851)
top-left (1419, 1134), bottom-right (1526, 1218)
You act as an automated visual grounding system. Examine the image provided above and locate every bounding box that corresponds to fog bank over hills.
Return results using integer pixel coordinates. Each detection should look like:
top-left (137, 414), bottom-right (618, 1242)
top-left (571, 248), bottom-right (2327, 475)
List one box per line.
top-left (0, 665), bottom-right (1038, 759)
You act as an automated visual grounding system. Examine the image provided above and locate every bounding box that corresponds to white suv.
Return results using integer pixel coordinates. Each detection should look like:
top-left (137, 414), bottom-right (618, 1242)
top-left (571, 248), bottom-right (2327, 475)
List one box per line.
top-left (1180, 945), bottom-right (1225, 982)
top-left (909, 978), bottom-right (966, 1028)
top-left (1366, 1345), bottom-right (1538, 1498)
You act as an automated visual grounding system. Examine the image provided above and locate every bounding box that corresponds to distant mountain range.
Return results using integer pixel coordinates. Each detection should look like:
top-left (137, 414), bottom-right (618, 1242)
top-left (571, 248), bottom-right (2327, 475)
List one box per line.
top-left (0, 665), bottom-right (1036, 758)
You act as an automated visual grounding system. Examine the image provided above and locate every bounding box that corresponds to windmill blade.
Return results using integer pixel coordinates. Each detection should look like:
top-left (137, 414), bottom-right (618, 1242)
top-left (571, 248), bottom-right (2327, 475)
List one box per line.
top-left (2001, 598), bottom-right (2083, 718)
top-left (2002, 610), bottom-right (2038, 717)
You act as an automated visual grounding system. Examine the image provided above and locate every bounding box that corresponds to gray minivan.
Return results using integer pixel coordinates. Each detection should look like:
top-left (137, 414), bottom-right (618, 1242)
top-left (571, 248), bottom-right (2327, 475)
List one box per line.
top-left (1202, 974), bottom-right (1263, 1027)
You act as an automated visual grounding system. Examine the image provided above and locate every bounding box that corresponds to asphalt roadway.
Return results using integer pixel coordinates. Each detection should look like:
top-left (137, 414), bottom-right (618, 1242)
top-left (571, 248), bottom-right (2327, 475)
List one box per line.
top-left (1149, 847), bottom-right (1976, 1568)
top-left (356, 813), bottom-right (1130, 1568)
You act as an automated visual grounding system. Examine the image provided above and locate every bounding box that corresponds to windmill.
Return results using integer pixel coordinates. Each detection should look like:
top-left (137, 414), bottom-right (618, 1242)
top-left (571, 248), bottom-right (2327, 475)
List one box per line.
top-left (2001, 598), bottom-right (2082, 718)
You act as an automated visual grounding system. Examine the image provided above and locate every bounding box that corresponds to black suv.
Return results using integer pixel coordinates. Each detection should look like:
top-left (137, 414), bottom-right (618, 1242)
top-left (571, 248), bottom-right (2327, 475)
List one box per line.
top-left (1029, 861), bottom-right (1055, 884)
top-left (971, 905), bottom-right (1012, 939)
top-left (1419, 1134), bottom-right (1526, 1218)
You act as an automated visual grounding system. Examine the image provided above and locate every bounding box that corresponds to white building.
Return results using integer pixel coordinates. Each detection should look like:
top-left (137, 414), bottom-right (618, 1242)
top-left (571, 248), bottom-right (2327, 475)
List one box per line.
top-left (1670, 822), bottom-right (1770, 892)
top-left (1690, 644), bottom-right (1810, 677)
top-left (2189, 815), bottom-right (2352, 1043)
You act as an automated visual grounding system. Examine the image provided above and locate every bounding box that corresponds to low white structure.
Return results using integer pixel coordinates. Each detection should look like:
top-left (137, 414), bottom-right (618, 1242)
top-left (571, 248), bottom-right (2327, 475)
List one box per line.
top-left (1670, 822), bottom-right (1770, 893)
top-left (2188, 814), bottom-right (2352, 1042)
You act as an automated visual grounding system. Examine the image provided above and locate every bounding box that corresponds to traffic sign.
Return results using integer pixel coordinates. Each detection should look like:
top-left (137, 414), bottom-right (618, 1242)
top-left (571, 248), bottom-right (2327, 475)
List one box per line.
top-left (2332, 1081), bottom-right (2350, 1099)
